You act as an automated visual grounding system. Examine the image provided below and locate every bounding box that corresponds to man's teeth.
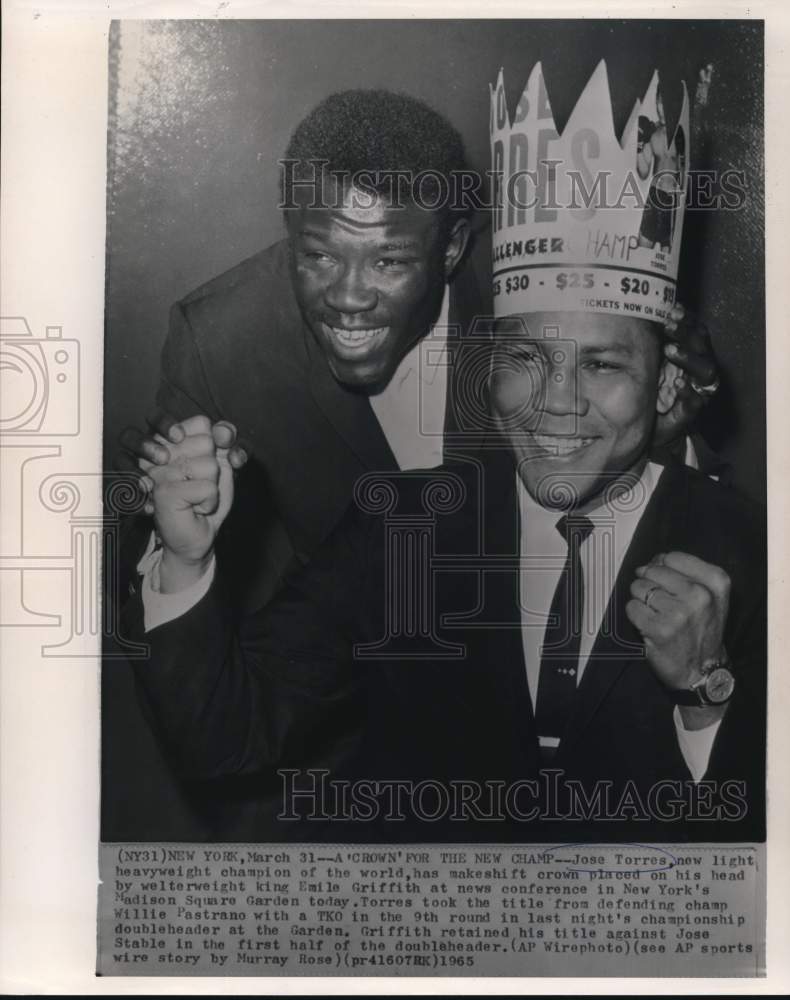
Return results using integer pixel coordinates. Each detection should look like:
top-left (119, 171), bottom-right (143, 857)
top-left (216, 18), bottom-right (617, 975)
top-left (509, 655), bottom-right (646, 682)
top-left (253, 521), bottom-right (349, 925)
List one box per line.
top-left (531, 434), bottom-right (595, 455)
top-left (329, 326), bottom-right (386, 346)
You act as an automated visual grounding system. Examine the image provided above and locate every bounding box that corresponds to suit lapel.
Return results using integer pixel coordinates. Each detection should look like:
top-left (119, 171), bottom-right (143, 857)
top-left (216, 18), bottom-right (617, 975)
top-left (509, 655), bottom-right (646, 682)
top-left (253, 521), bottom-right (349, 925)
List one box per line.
top-left (304, 322), bottom-right (397, 472)
top-left (558, 462), bottom-right (688, 757)
top-left (470, 452), bottom-right (537, 750)
top-left (305, 255), bottom-right (488, 472)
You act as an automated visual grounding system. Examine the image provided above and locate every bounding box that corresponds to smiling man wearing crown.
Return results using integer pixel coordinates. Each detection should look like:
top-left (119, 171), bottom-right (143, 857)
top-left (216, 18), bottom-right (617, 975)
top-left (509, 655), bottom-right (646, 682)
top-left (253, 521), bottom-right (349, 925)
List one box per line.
top-left (482, 61), bottom-right (765, 834)
top-left (124, 66), bottom-right (764, 843)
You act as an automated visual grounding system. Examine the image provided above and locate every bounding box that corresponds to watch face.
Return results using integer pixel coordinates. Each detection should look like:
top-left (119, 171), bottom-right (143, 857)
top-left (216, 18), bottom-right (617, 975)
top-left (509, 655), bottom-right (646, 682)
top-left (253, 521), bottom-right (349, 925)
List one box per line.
top-left (704, 667), bottom-right (735, 704)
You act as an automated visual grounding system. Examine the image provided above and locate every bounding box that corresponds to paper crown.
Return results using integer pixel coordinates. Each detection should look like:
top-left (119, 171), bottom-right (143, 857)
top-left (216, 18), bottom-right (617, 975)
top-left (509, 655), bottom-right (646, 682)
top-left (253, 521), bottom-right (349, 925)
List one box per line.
top-left (490, 60), bottom-right (689, 321)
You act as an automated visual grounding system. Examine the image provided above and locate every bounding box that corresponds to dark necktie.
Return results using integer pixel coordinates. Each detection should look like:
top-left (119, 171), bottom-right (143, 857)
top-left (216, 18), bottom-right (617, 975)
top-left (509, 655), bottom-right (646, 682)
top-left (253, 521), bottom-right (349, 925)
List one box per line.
top-left (535, 514), bottom-right (595, 755)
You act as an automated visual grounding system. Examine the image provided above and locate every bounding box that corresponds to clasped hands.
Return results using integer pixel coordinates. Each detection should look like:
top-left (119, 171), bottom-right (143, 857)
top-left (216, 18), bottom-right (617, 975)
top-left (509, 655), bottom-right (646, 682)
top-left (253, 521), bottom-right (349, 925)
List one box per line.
top-left (138, 415), bottom-right (240, 593)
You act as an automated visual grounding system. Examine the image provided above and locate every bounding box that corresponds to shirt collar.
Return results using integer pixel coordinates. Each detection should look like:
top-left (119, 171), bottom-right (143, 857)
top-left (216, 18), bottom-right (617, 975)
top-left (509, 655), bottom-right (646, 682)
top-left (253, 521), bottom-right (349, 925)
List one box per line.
top-left (518, 460), bottom-right (661, 539)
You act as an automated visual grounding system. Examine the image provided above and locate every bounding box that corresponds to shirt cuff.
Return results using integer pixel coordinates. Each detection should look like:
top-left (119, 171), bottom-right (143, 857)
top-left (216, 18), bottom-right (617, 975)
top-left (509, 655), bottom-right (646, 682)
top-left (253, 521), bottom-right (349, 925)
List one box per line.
top-left (673, 705), bottom-right (722, 782)
top-left (137, 532), bottom-right (216, 633)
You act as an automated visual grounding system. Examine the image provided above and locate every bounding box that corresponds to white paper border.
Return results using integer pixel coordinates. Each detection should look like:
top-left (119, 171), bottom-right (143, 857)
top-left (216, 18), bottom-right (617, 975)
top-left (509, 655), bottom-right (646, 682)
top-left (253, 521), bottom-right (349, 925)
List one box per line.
top-left (1, 1), bottom-right (788, 993)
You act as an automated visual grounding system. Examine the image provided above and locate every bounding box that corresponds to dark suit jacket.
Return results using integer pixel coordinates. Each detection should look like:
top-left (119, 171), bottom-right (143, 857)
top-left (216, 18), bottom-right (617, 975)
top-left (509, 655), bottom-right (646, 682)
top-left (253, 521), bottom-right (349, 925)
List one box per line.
top-left (128, 455), bottom-right (766, 844)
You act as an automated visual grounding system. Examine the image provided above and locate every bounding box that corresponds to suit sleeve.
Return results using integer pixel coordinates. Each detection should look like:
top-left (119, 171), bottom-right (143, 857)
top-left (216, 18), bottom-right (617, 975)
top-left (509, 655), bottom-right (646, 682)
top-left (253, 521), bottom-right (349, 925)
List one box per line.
top-left (703, 509), bottom-right (766, 830)
top-left (127, 508), bottom-right (374, 782)
top-left (155, 301), bottom-right (222, 423)
top-left (114, 302), bottom-right (223, 604)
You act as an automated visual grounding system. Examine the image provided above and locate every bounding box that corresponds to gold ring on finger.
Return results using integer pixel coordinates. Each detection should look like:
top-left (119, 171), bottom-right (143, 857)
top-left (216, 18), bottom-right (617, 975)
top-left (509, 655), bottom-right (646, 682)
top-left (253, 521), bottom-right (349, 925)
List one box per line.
top-left (689, 374), bottom-right (720, 398)
top-left (643, 585), bottom-right (661, 611)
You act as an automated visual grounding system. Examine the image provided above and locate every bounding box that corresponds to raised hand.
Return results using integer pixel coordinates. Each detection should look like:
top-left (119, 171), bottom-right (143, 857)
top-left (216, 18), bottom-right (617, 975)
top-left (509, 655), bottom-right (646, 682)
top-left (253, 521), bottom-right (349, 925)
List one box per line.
top-left (118, 408), bottom-right (249, 486)
top-left (139, 416), bottom-right (236, 592)
top-left (626, 550), bottom-right (731, 729)
top-left (653, 303), bottom-right (719, 450)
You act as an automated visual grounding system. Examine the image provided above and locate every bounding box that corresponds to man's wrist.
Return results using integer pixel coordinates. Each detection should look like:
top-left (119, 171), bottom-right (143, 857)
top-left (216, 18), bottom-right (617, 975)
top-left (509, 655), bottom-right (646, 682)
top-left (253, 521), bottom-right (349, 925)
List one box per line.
top-left (677, 702), bottom-right (727, 731)
top-left (669, 647), bottom-right (735, 711)
top-left (159, 548), bottom-right (214, 594)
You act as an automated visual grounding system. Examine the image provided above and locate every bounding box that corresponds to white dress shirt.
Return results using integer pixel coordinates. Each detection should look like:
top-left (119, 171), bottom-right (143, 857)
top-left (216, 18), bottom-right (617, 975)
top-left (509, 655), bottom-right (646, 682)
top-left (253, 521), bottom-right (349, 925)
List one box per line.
top-left (517, 461), bottom-right (720, 780)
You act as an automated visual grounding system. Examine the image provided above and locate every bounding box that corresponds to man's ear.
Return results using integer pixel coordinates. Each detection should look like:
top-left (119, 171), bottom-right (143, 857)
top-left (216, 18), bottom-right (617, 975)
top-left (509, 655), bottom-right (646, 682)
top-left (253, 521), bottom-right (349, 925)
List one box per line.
top-left (656, 357), bottom-right (682, 415)
top-left (443, 217), bottom-right (471, 277)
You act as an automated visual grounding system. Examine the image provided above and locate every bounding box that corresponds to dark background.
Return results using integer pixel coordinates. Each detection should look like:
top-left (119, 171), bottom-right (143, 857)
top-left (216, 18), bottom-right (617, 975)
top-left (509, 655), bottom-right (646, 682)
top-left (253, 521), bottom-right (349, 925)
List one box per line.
top-left (104, 18), bottom-right (764, 501)
top-left (102, 19), bottom-right (765, 841)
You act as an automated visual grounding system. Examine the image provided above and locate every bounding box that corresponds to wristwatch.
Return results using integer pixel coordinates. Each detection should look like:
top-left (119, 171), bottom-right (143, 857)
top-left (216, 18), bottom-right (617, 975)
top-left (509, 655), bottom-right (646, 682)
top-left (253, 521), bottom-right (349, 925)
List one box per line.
top-left (671, 652), bottom-right (735, 707)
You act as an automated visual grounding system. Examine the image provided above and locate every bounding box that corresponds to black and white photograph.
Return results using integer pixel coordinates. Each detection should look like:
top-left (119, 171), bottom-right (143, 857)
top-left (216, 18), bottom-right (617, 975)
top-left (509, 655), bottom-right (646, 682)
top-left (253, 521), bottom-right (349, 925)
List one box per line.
top-left (103, 18), bottom-right (766, 847)
top-left (90, 17), bottom-right (773, 977)
top-left (2, 6), bottom-right (787, 990)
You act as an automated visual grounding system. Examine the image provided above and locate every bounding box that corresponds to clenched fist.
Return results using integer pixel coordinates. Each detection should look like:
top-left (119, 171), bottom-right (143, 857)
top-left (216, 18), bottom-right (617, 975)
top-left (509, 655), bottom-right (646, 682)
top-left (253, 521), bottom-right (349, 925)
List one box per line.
top-left (626, 551), bottom-right (731, 729)
top-left (139, 415), bottom-right (236, 592)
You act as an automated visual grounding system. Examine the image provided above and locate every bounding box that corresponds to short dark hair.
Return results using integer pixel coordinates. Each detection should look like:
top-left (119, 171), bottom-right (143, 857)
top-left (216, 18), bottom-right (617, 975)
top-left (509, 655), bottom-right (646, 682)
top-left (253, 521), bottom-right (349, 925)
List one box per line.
top-left (281, 89), bottom-right (470, 230)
